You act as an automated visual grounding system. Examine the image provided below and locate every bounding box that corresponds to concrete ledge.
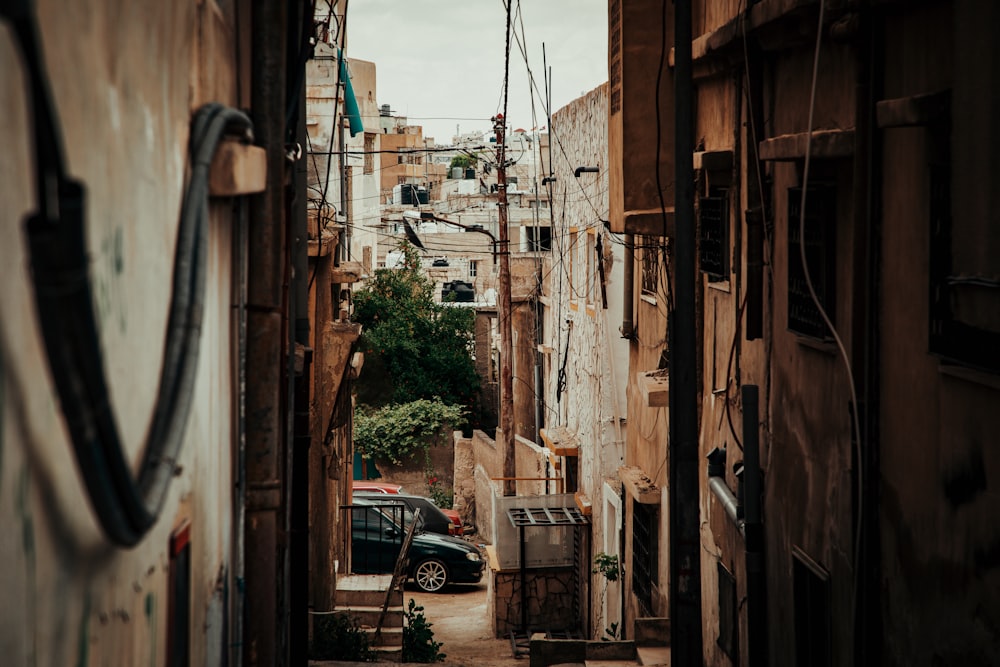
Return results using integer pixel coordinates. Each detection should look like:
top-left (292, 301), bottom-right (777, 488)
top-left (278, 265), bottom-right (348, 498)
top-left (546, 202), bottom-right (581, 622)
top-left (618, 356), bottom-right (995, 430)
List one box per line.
top-left (529, 636), bottom-right (637, 667)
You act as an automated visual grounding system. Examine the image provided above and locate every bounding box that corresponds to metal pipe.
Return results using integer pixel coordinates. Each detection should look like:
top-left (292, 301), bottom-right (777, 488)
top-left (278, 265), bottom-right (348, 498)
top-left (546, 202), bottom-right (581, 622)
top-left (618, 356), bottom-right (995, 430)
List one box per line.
top-left (245, 0), bottom-right (287, 662)
top-left (622, 234), bottom-right (634, 338)
top-left (742, 385), bottom-right (766, 667)
top-left (231, 196), bottom-right (248, 667)
top-left (708, 477), bottom-right (744, 535)
top-left (288, 54), bottom-right (310, 667)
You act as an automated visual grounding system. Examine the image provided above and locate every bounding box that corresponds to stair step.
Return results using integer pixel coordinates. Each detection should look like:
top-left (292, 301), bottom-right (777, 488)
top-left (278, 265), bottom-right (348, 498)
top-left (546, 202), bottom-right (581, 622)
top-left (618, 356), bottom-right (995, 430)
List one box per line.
top-left (335, 604), bottom-right (404, 628)
top-left (366, 626), bottom-right (403, 647)
top-left (373, 646), bottom-right (403, 663)
top-left (335, 575), bottom-right (402, 608)
top-left (636, 645), bottom-right (670, 666)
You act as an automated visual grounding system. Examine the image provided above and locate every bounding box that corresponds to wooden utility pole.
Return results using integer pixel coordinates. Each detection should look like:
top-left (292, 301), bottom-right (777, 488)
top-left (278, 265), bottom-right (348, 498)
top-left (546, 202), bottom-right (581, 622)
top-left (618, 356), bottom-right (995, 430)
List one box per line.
top-left (669, 0), bottom-right (704, 665)
top-left (494, 113), bottom-right (516, 497)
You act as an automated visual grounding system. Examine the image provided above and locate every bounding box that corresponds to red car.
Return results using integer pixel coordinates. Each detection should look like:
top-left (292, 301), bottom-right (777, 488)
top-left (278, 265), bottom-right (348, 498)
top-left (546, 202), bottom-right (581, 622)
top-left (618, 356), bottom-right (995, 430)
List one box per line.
top-left (351, 481), bottom-right (464, 535)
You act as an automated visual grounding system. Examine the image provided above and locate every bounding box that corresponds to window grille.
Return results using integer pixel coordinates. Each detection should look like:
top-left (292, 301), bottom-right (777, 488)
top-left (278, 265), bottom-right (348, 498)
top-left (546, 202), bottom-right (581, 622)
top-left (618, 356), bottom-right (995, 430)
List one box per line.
top-left (641, 237), bottom-right (661, 297)
top-left (699, 189), bottom-right (729, 280)
top-left (787, 184), bottom-right (837, 338)
top-left (363, 133), bottom-right (374, 174)
top-left (631, 500), bottom-right (658, 617)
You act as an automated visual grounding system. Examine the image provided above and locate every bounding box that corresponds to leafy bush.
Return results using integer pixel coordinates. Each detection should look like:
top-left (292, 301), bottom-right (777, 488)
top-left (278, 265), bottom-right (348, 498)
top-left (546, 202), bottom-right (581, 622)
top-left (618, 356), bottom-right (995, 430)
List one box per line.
top-left (403, 598), bottom-right (446, 663)
top-left (354, 398), bottom-right (465, 465)
top-left (309, 612), bottom-right (377, 662)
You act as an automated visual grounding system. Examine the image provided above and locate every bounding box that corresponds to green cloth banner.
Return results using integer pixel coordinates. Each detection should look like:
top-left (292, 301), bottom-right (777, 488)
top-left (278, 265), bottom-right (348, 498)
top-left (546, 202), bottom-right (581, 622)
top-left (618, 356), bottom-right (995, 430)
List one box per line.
top-left (339, 49), bottom-right (364, 137)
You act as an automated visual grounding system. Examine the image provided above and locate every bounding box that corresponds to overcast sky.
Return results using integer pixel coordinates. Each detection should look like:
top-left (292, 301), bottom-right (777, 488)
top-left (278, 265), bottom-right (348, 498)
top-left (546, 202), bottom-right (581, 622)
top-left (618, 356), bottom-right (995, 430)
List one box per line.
top-left (345, 0), bottom-right (608, 144)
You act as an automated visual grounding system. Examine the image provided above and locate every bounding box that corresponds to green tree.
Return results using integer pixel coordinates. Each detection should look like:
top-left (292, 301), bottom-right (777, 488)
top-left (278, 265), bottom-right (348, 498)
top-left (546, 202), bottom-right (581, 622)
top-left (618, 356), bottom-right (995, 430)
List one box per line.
top-left (352, 243), bottom-right (479, 409)
top-left (447, 154), bottom-right (477, 174)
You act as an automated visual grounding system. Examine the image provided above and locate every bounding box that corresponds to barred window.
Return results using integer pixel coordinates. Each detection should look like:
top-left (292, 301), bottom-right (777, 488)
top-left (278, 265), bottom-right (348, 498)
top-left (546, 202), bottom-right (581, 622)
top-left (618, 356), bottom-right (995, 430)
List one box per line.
top-left (632, 500), bottom-right (658, 617)
top-left (641, 237), bottom-right (661, 298)
top-left (363, 133), bottom-right (375, 174)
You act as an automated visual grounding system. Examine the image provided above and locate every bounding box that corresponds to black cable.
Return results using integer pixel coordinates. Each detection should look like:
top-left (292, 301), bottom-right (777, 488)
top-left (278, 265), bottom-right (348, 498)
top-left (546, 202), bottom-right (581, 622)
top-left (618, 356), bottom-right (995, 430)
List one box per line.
top-left (10, 3), bottom-right (254, 546)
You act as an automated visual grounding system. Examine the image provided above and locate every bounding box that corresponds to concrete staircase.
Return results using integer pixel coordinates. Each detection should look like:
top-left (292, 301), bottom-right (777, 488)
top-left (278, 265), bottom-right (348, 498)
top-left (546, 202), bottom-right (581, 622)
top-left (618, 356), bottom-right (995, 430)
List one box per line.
top-left (335, 574), bottom-right (405, 663)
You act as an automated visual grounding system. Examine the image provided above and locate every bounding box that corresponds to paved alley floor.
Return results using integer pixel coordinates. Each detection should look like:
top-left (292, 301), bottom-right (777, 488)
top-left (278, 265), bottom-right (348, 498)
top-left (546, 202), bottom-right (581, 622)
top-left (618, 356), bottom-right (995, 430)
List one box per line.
top-left (404, 581), bottom-right (523, 666)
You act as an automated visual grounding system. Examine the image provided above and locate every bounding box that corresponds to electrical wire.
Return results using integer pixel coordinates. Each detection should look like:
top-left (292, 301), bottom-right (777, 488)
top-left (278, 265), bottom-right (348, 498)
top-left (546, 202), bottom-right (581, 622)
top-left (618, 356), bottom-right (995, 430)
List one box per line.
top-left (798, 0), bottom-right (865, 646)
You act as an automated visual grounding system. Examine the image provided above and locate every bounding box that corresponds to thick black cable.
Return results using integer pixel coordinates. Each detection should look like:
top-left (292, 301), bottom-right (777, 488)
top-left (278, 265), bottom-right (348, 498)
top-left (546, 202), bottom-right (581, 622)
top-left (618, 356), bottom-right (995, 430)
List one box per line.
top-left (11, 3), bottom-right (255, 547)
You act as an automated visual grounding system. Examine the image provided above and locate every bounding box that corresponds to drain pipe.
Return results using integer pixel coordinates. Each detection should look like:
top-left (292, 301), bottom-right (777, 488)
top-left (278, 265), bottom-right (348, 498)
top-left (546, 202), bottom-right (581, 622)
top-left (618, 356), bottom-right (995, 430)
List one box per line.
top-left (706, 447), bottom-right (743, 535)
top-left (742, 385), bottom-right (766, 667)
top-left (245, 0), bottom-right (287, 663)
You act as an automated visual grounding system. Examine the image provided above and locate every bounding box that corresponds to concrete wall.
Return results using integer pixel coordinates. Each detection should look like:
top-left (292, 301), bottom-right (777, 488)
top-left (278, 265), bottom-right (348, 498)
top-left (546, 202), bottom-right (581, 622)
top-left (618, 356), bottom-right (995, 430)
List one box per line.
top-left (684, 1), bottom-right (1000, 666)
top-left (0, 1), bottom-right (242, 664)
top-left (878, 3), bottom-right (1000, 663)
top-left (544, 82), bottom-right (632, 638)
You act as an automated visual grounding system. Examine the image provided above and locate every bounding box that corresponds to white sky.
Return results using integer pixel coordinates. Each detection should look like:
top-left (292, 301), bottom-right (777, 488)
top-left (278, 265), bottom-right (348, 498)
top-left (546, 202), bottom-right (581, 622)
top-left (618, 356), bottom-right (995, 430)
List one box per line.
top-left (344, 0), bottom-right (608, 144)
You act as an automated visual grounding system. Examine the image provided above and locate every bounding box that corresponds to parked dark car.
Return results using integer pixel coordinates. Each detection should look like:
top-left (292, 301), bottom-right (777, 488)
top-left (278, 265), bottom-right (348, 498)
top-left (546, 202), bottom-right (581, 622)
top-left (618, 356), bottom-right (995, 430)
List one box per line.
top-left (350, 499), bottom-right (484, 592)
top-left (352, 491), bottom-right (455, 536)
top-left (352, 482), bottom-right (465, 534)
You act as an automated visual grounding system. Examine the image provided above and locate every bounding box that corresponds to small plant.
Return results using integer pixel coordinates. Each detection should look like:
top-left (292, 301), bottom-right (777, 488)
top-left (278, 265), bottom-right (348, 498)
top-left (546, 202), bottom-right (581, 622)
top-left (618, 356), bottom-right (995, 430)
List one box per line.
top-left (593, 552), bottom-right (620, 582)
top-left (426, 474), bottom-right (454, 509)
top-left (403, 598), bottom-right (446, 663)
top-left (592, 553), bottom-right (622, 640)
top-left (309, 612), bottom-right (377, 662)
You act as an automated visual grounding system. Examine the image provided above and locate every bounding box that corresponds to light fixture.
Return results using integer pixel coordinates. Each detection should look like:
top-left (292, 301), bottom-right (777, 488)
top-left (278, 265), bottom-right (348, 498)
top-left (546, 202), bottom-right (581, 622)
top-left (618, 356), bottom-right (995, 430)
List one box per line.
top-left (574, 166), bottom-right (599, 178)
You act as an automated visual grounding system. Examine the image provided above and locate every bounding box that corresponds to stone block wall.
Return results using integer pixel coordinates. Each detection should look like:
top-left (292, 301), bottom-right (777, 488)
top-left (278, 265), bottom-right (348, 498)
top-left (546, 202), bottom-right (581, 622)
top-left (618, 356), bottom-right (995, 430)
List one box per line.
top-left (488, 566), bottom-right (579, 636)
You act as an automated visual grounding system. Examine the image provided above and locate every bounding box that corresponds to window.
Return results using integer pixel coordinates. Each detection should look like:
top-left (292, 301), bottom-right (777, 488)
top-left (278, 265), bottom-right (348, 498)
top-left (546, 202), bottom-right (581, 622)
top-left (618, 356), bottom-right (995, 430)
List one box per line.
top-left (717, 562), bottom-right (738, 661)
top-left (168, 522), bottom-right (191, 667)
top-left (793, 549), bottom-right (831, 667)
top-left (699, 188), bottom-right (729, 281)
top-left (363, 133), bottom-right (375, 174)
top-left (527, 226), bottom-right (552, 251)
top-left (569, 228), bottom-right (579, 307)
top-left (787, 184), bottom-right (837, 339)
top-left (586, 230), bottom-right (596, 310)
top-left (469, 260), bottom-right (478, 278)
top-left (641, 236), bottom-right (661, 298)
top-left (928, 118), bottom-right (1000, 373)
top-left (632, 500), bottom-right (658, 617)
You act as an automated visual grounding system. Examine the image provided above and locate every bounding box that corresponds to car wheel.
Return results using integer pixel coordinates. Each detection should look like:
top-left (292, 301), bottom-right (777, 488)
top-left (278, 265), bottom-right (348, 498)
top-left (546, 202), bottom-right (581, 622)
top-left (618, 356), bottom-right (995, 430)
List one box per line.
top-left (413, 558), bottom-right (449, 593)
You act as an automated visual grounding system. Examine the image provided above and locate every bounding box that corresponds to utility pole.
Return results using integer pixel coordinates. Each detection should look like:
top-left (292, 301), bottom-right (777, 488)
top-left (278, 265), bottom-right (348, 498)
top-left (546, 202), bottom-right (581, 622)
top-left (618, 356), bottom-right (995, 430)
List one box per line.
top-left (669, 1), bottom-right (704, 667)
top-left (494, 113), bottom-right (516, 497)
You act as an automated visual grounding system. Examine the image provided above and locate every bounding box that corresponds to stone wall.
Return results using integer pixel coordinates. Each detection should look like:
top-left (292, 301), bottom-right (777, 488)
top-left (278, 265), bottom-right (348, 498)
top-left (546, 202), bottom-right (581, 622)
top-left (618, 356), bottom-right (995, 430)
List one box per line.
top-left (488, 566), bottom-right (580, 637)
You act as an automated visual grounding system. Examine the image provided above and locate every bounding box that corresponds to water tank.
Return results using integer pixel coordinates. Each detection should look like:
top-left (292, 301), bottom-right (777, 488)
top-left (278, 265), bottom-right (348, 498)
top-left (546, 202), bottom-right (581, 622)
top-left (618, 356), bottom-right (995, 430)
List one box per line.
top-left (464, 168), bottom-right (476, 180)
top-left (441, 280), bottom-right (475, 302)
top-left (451, 167), bottom-right (463, 179)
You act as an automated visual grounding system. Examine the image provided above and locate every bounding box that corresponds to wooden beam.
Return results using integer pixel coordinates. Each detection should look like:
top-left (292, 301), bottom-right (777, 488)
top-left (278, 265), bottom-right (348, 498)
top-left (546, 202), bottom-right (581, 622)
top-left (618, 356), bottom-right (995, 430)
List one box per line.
top-left (209, 140), bottom-right (267, 196)
top-left (876, 89), bottom-right (951, 128)
top-left (624, 208), bottom-right (676, 237)
top-left (758, 128), bottom-right (855, 161)
top-left (618, 465), bottom-right (660, 504)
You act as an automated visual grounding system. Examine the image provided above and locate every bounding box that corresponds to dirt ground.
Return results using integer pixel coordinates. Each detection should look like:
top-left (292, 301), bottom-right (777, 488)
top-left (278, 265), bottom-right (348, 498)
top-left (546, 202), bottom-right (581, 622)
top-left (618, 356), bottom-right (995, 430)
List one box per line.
top-left (403, 580), bottom-right (524, 667)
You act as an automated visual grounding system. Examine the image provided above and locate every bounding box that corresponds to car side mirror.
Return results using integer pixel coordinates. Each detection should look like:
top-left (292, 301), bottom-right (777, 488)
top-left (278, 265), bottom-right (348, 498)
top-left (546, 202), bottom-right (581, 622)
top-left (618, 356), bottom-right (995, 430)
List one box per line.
top-left (385, 526), bottom-right (399, 538)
